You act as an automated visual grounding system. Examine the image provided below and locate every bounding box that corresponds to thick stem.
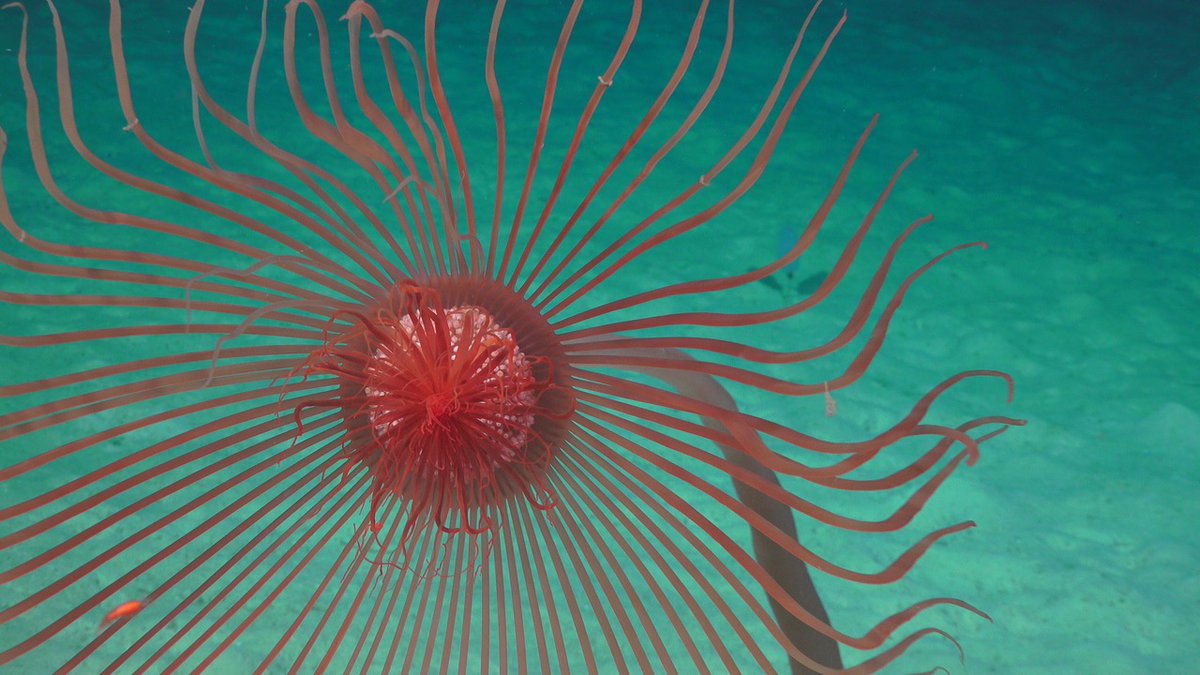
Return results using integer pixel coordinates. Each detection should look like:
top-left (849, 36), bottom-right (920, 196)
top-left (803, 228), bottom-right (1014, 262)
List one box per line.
top-left (610, 346), bottom-right (843, 672)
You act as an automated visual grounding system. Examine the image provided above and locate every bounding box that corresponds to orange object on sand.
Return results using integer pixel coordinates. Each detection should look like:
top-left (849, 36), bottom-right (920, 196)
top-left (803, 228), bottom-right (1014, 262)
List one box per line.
top-left (100, 601), bottom-right (144, 629)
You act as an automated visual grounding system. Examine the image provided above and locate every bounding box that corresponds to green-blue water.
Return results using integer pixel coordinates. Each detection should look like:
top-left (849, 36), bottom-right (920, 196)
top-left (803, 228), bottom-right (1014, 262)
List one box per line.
top-left (1, 1), bottom-right (1196, 672)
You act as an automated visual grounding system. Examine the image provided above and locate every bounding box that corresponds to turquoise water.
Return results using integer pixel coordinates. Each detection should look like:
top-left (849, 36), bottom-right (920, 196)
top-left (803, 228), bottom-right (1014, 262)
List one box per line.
top-left (0, 1), bottom-right (1196, 673)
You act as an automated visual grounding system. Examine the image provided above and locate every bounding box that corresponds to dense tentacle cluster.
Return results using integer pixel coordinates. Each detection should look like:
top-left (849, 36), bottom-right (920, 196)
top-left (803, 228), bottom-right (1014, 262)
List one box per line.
top-left (292, 280), bottom-right (571, 547)
top-left (0, 0), bottom-right (1019, 672)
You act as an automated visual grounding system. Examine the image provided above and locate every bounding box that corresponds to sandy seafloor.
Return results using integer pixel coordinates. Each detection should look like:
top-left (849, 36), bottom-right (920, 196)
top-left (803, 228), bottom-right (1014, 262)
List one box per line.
top-left (0, 0), bottom-right (1197, 673)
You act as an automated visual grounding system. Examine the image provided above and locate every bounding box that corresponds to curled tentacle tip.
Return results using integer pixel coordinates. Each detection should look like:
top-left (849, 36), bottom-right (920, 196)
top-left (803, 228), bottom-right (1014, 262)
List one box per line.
top-left (953, 639), bottom-right (967, 665)
top-left (997, 371), bottom-right (1016, 400)
top-left (950, 597), bottom-right (992, 622)
top-left (929, 628), bottom-right (968, 667)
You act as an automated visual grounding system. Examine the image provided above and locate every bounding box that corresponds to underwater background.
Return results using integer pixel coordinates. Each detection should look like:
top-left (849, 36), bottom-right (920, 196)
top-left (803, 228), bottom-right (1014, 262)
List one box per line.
top-left (0, 0), bottom-right (1197, 672)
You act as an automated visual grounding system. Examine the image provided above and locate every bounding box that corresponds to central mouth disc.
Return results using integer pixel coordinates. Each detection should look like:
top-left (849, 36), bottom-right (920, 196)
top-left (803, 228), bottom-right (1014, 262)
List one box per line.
top-left (363, 303), bottom-right (538, 480)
